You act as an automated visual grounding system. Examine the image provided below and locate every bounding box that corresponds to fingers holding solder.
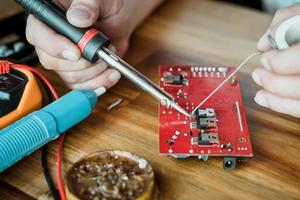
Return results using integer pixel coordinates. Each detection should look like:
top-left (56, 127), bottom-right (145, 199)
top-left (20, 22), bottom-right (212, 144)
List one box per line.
top-left (252, 67), bottom-right (300, 118)
top-left (254, 90), bottom-right (300, 118)
top-left (252, 68), bottom-right (300, 99)
top-left (255, 5), bottom-right (300, 118)
top-left (257, 5), bottom-right (300, 51)
top-left (260, 43), bottom-right (300, 75)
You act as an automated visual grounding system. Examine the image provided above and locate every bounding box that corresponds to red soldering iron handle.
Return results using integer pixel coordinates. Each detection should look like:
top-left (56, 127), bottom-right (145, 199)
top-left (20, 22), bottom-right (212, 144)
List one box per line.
top-left (16, 0), bottom-right (110, 63)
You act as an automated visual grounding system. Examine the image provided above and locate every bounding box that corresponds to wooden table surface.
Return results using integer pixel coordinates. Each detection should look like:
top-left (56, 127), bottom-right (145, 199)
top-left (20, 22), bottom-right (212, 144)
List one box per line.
top-left (1, 0), bottom-right (300, 200)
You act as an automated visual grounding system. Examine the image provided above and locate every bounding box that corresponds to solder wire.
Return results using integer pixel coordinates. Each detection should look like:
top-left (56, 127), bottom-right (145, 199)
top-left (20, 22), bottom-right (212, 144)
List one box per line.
top-left (107, 98), bottom-right (123, 112)
top-left (191, 51), bottom-right (262, 116)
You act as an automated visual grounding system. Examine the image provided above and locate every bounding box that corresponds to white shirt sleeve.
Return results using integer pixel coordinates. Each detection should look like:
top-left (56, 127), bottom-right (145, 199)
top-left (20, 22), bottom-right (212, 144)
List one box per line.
top-left (263, 0), bottom-right (300, 13)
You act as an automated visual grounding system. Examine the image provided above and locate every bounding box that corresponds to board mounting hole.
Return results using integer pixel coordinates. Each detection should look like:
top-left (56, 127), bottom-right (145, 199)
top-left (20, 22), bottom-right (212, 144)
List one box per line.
top-left (166, 139), bottom-right (174, 145)
top-left (238, 137), bottom-right (247, 143)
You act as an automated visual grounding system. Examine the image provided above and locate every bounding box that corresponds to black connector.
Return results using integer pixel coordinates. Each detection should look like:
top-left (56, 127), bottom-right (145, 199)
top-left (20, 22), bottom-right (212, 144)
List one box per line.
top-left (223, 157), bottom-right (237, 170)
top-left (171, 74), bottom-right (184, 85)
top-left (197, 118), bottom-right (217, 129)
top-left (195, 108), bottom-right (215, 118)
top-left (198, 132), bottom-right (219, 145)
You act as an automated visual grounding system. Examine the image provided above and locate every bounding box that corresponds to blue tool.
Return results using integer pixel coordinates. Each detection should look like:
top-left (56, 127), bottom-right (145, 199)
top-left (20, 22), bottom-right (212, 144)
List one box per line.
top-left (0, 87), bottom-right (106, 172)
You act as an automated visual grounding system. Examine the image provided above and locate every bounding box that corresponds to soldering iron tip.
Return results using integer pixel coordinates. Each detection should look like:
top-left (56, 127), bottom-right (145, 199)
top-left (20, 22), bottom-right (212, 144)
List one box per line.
top-left (171, 102), bottom-right (191, 118)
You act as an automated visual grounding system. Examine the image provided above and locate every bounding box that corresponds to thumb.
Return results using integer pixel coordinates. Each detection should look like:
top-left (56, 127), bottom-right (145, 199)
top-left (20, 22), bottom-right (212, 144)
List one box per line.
top-left (66, 0), bottom-right (101, 28)
top-left (257, 5), bottom-right (300, 51)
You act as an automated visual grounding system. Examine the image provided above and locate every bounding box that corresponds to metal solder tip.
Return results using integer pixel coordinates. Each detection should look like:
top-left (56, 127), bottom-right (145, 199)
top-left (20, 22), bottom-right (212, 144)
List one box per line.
top-left (94, 87), bottom-right (106, 97)
top-left (171, 102), bottom-right (191, 118)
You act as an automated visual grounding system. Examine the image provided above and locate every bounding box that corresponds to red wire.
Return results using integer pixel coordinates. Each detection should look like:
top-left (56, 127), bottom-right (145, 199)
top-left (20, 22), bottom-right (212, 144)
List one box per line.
top-left (57, 133), bottom-right (66, 200)
top-left (0, 61), bottom-right (66, 200)
top-left (13, 64), bottom-right (59, 99)
top-left (0, 61), bottom-right (10, 74)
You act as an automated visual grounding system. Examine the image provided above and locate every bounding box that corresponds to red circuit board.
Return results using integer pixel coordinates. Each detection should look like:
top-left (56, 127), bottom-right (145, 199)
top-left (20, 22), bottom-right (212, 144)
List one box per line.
top-left (159, 65), bottom-right (253, 159)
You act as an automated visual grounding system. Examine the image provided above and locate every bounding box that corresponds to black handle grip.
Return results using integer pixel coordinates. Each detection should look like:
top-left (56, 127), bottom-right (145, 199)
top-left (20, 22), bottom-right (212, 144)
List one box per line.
top-left (16, 0), bottom-right (110, 63)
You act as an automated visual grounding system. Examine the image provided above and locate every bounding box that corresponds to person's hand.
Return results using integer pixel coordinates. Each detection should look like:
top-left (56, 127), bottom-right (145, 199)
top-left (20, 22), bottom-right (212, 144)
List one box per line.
top-left (26, 0), bottom-right (133, 89)
top-left (253, 5), bottom-right (300, 118)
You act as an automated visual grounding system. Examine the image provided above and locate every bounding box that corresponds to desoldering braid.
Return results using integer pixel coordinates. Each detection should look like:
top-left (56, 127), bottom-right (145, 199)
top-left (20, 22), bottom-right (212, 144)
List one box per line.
top-left (15, 0), bottom-right (190, 117)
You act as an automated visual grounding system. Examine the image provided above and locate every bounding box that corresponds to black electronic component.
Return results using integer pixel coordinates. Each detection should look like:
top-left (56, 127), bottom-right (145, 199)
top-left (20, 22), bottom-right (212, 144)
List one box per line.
top-left (194, 108), bottom-right (217, 129)
top-left (195, 108), bottom-right (215, 118)
top-left (198, 131), bottom-right (219, 145)
top-left (171, 74), bottom-right (184, 85)
top-left (163, 72), bottom-right (188, 85)
top-left (223, 157), bottom-right (237, 170)
top-left (197, 117), bottom-right (217, 129)
top-left (0, 69), bottom-right (28, 117)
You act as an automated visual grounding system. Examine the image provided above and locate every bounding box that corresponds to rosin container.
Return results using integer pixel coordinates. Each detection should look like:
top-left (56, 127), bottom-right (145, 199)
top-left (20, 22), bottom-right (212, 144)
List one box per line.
top-left (66, 151), bottom-right (158, 200)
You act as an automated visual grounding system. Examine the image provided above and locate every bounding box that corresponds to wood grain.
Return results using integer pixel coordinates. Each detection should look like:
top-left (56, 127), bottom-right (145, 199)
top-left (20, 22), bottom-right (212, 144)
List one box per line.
top-left (0, 0), bottom-right (22, 20)
top-left (1, 0), bottom-right (300, 200)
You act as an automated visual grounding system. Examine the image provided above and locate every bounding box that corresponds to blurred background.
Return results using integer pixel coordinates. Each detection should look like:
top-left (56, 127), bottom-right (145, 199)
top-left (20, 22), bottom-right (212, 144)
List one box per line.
top-left (225, 0), bottom-right (300, 13)
top-left (0, 0), bottom-right (299, 64)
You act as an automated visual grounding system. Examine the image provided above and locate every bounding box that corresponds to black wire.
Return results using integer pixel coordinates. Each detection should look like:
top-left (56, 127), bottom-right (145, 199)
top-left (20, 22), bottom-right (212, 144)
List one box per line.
top-left (42, 146), bottom-right (60, 200)
top-left (35, 75), bottom-right (60, 200)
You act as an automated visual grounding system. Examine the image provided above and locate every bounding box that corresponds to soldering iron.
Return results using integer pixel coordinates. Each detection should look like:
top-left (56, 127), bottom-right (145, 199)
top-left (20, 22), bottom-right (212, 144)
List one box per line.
top-left (0, 0), bottom-right (190, 174)
top-left (14, 0), bottom-right (189, 117)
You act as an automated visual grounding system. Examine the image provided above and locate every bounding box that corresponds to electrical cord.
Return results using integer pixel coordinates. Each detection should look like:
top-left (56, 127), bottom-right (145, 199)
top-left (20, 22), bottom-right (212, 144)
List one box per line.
top-left (42, 145), bottom-right (60, 200)
top-left (57, 134), bottom-right (67, 200)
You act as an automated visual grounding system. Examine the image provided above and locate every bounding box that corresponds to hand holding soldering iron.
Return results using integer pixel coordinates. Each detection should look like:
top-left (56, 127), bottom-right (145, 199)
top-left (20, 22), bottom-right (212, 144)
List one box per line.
top-left (25, 0), bottom-right (300, 118)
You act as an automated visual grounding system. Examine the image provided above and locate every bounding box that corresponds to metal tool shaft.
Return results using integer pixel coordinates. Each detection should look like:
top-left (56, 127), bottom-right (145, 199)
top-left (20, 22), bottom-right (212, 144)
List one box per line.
top-left (15, 0), bottom-right (190, 117)
top-left (98, 48), bottom-right (172, 105)
top-left (98, 48), bottom-right (190, 117)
